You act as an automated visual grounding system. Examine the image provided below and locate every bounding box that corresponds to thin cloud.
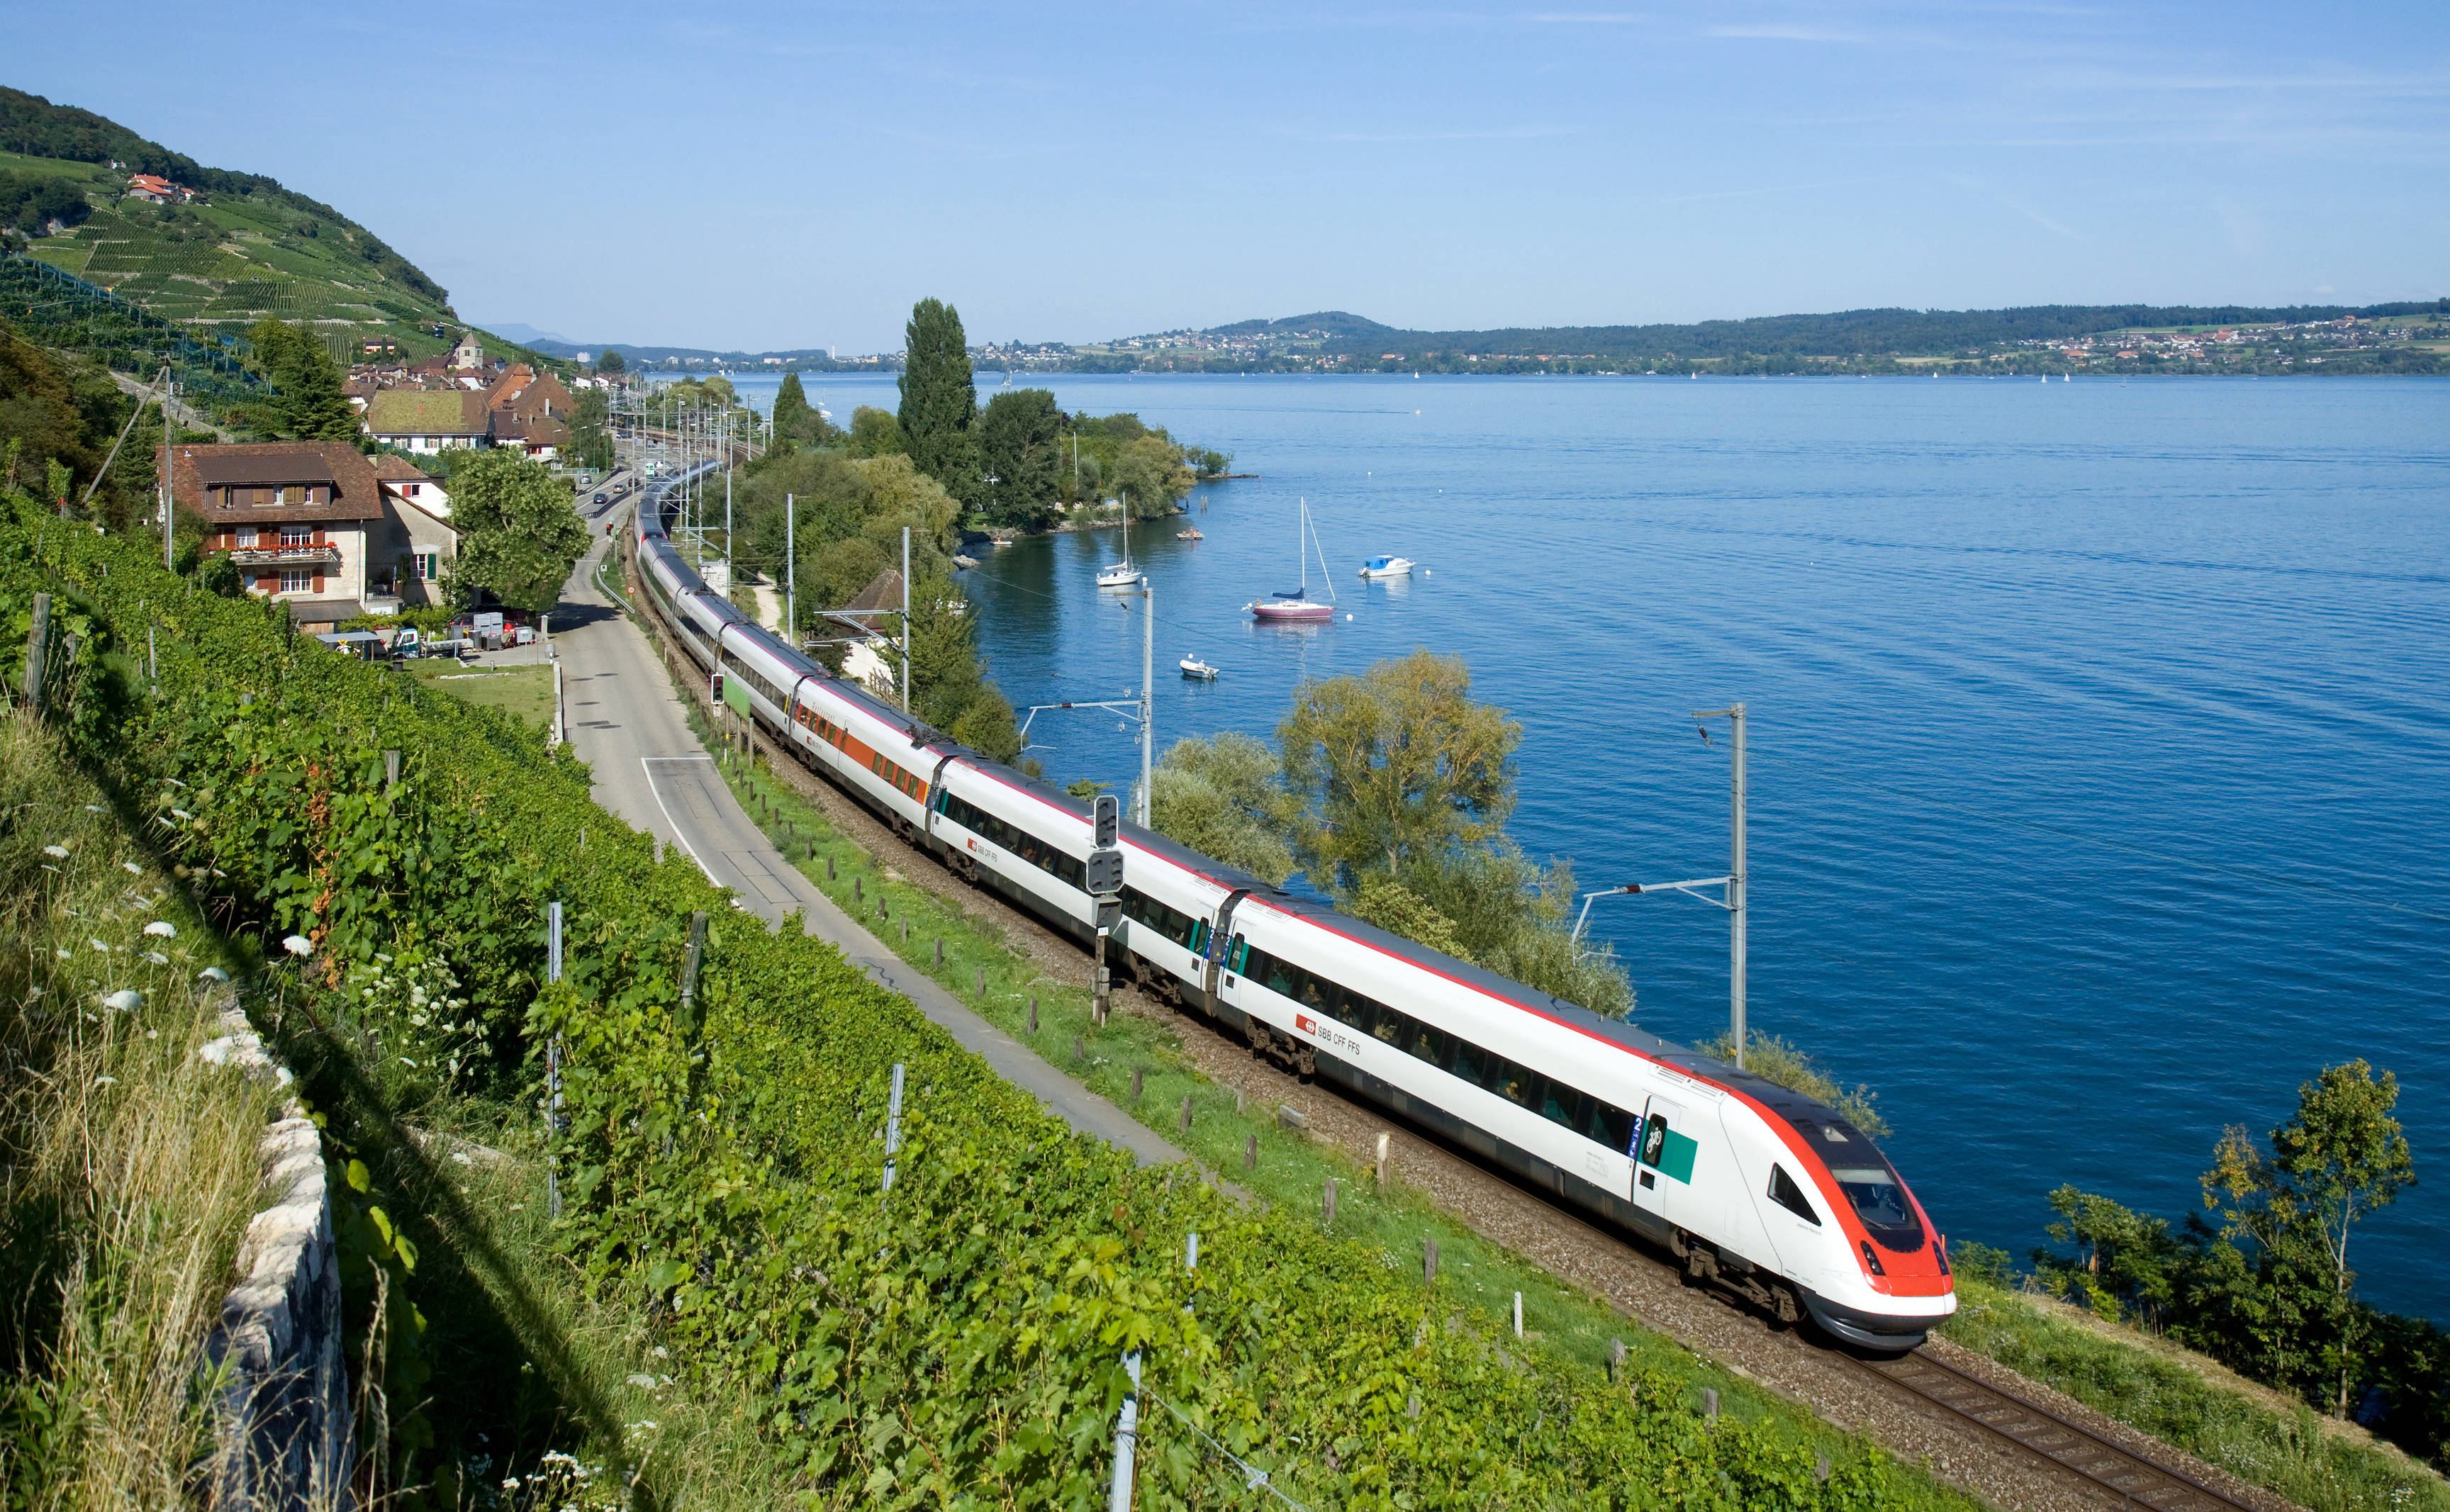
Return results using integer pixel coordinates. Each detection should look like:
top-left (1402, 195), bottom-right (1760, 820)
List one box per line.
top-left (1286, 124), bottom-right (1577, 142)
top-left (1998, 194), bottom-right (2085, 240)
top-left (1705, 23), bottom-right (1867, 42)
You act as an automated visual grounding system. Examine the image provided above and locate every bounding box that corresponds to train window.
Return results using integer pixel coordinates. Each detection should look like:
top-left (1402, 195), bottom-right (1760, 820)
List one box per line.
top-left (1450, 1039), bottom-right (1487, 1086)
top-left (1830, 1166), bottom-right (1924, 1250)
top-left (1479, 1053), bottom-right (1518, 1102)
top-left (1543, 1082), bottom-right (1586, 1131)
top-left (1590, 1101), bottom-right (1633, 1155)
top-left (1228, 936), bottom-right (1248, 973)
top-left (1768, 1165), bottom-right (1821, 1226)
top-left (1409, 1023), bottom-right (1448, 1067)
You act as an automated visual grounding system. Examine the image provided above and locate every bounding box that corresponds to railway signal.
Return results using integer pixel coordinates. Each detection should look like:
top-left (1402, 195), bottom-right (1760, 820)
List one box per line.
top-left (1090, 793), bottom-right (1124, 1022)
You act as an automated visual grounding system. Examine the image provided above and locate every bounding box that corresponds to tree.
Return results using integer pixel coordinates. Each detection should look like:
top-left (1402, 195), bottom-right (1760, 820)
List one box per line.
top-left (1139, 654), bottom-right (1630, 1018)
top-left (595, 348), bottom-right (626, 375)
top-left (1110, 435), bottom-right (1195, 517)
top-left (1149, 734), bottom-right (1299, 885)
top-left (907, 574), bottom-right (1020, 761)
top-left (2029, 1185), bottom-right (2177, 1323)
top-left (978, 388), bottom-right (1062, 528)
top-left (773, 370), bottom-right (822, 445)
top-left (847, 405), bottom-right (905, 459)
top-left (896, 297), bottom-right (980, 508)
top-left (568, 388), bottom-right (615, 471)
top-left (448, 447), bottom-right (591, 613)
top-left (247, 317), bottom-right (353, 440)
top-left (1278, 649), bottom-right (1518, 888)
top-left (2208, 1060), bottom-right (2417, 1416)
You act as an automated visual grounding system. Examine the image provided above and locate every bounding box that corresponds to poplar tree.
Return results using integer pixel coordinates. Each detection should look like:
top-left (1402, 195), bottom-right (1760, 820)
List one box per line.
top-left (773, 369), bottom-right (817, 444)
top-left (896, 297), bottom-right (980, 509)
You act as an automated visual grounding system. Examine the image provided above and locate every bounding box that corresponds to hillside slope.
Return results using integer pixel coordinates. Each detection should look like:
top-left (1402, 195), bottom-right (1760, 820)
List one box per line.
top-left (1, 87), bottom-right (454, 354)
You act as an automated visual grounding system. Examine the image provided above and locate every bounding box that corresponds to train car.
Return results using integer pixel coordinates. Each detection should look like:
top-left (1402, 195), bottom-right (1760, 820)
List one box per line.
top-left (625, 478), bottom-right (1955, 1349)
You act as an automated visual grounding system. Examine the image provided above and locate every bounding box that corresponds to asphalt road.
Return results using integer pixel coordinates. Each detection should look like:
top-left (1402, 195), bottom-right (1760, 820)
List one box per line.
top-left (552, 514), bottom-right (1180, 1165)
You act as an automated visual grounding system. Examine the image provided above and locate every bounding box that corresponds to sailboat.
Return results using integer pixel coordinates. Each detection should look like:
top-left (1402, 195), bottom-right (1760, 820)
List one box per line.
top-left (1246, 498), bottom-right (1336, 623)
top-left (1095, 493), bottom-right (1143, 588)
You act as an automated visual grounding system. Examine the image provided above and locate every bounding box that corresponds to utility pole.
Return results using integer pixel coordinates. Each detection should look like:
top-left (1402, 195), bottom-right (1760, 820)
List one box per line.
top-left (900, 525), bottom-right (912, 715)
top-left (1694, 702), bottom-right (1747, 1066)
top-left (1139, 583), bottom-right (1153, 827)
top-left (159, 371), bottom-right (174, 571)
top-left (785, 491), bottom-right (795, 648)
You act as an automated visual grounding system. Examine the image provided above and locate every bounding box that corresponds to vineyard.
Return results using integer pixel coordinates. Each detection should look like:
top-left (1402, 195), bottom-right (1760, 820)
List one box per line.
top-left (0, 489), bottom-right (1963, 1508)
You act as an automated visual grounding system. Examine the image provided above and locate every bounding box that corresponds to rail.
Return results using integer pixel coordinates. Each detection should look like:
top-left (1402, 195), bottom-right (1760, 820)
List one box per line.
top-left (1847, 1348), bottom-right (2261, 1511)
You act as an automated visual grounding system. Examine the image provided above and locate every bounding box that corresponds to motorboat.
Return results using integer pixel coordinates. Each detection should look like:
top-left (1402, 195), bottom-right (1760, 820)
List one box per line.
top-left (1180, 656), bottom-right (1219, 680)
top-left (1359, 554), bottom-right (1414, 579)
top-left (1246, 498), bottom-right (1338, 624)
top-left (1176, 527), bottom-right (1203, 540)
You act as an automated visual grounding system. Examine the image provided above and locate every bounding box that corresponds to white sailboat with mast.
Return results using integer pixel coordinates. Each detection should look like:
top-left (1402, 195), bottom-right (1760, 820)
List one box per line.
top-left (1246, 497), bottom-right (1337, 623)
top-left (1095, 492), bottom-right (1143, 588)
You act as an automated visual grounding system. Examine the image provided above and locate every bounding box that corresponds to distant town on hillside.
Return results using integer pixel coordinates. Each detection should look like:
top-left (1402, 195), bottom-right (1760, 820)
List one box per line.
top-left (534, 301), bottom-right (2450, 379)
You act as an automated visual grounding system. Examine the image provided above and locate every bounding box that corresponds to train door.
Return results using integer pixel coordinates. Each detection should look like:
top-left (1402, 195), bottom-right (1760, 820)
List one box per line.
top-left (1202, 890), bottom-right (1250, 999)
top-left (1632, 1095), bottom-right (1697, 1231)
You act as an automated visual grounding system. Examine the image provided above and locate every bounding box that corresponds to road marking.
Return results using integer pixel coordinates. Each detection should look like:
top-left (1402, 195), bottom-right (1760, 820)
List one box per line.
top-left (639, 758), bottom-right (720, 884)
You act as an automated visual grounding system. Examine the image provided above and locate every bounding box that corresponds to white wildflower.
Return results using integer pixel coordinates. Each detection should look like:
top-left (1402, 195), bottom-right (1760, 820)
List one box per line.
top-left (198, 965), bottom-right (230, 982)
top-left (281, 935), bottom-right (313, 957)
top-left (92, 1076), bottom-right (116, 1087)
top-left (43, 844), bottom-right (68, 859)
top-left (140, 951), bottom-right (169, 965)
top-left (104, 990), bottom-right (142, 1012)
top-left (89, 939), bottom-right (109, 953)
top-left (145, 921), bottom-right (176, 937)
top-left (123, 861), bottom-right (142, 875)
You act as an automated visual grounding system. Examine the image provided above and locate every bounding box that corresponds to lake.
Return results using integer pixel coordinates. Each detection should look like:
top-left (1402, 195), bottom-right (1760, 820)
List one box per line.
top-left (716, 369), bottom-right (2450, 1318)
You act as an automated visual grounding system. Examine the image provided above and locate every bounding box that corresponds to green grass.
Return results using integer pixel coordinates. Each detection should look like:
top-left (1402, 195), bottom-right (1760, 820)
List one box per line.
top-left (679, 715), bottom-right (1981, 1509)
top-left (1938, 1276), bottom-right (2447, 1511)
top-left (410, 661), bottom-right (557, 728)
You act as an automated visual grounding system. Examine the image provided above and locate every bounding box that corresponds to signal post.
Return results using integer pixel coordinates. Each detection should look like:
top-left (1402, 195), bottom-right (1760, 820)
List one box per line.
top-left (1088, 794), bottom-right (1124, 1024)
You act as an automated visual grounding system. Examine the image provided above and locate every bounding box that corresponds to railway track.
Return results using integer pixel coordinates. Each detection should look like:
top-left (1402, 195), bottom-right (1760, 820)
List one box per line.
top-left (1847, 1348), bottom-right (2261, 1511)
top-left (620, 537), bottom-right (2286, 1512)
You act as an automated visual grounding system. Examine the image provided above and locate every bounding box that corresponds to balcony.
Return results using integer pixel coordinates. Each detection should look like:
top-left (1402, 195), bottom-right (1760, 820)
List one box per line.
top-left (228, 544), bottom-right (342, 568)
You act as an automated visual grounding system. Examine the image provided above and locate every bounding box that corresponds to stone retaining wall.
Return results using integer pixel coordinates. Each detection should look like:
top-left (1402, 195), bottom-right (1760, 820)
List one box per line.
top-left (198, 990), bottom-right (354, 1511)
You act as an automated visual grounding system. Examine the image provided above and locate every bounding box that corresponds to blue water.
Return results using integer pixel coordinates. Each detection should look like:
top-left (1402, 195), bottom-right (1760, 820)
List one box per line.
top-left (732, 371), bottom-right (2450, 1319)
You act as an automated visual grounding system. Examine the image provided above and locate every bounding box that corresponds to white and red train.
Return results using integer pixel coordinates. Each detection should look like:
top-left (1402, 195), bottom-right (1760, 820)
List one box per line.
top-left (631, 481), bottom-right (1956, 1348)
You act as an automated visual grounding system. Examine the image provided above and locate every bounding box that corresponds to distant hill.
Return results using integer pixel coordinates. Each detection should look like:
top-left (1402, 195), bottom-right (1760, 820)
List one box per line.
top-left (1053, 301), bottom-right (2450, 376)
top-left (0, 86), bottom-right (454, 354)
top-left (1249, 303), bottom-right (2449, 360)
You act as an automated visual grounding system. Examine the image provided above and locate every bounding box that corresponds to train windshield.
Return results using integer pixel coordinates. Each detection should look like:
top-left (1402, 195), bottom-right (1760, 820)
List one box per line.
top-left (1830, 1165), bottom-right (1925, 1252)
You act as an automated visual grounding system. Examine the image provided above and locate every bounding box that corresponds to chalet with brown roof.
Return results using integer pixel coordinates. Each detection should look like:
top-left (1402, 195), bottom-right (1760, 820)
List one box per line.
top-left (164, 442), bottom-right (468, 627)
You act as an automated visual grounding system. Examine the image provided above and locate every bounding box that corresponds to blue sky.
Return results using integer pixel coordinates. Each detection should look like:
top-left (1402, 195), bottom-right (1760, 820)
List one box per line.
top-left (12, 1), bottom-right (2446, 350)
